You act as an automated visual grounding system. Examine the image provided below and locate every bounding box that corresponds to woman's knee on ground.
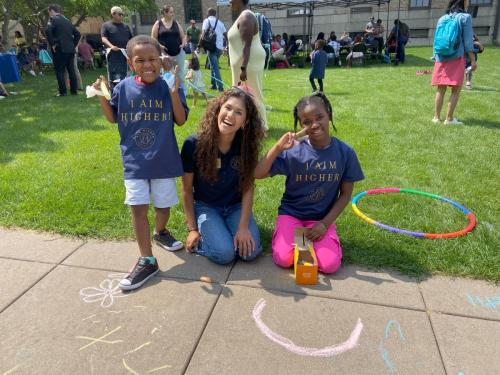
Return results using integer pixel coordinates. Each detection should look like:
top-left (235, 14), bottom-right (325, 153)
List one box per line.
top-left (204, 241), bottom-right (236, 265)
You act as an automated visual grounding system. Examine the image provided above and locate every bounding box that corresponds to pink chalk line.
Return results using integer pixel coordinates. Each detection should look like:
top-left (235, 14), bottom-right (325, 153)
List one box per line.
top-left (252, 298), bottom-right (364, 357)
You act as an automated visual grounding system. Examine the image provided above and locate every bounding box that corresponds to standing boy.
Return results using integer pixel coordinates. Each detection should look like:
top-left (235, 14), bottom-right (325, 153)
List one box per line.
top-left (93, 35), bottom-right (189, 290)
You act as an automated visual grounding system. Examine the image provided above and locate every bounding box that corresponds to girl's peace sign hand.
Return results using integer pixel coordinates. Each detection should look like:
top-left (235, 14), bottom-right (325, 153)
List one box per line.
top-left (276, 132), bottom-right (295, 152)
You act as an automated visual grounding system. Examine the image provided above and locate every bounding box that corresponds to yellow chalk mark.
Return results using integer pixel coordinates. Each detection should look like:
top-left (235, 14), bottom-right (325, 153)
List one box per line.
top-left (148, 364), bottom-right (172, 372)
top-left (125, 341), bottom-right (151, 355)
top-left (2, 365), bottom-right (20, 375)
top-left (108, 310), bottom-right (122, 314)
top-left (82, 314), bottom-right (97, 321)
top-left (122, 358), bottom-right (140, 375)
top-left (151, 327), bottom-right (158, 335)
top-left (133, 305), bottom-right (147, 309)
top-left (77, 326), bottom-right (123, 351)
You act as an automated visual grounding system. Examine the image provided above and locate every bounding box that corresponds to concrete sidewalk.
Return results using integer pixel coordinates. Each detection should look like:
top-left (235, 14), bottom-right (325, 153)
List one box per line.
top-left (0, 228), bottom-right (499, 375)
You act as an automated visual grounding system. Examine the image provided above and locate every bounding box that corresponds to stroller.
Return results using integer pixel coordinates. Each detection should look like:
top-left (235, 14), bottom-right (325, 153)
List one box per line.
top-left (384, 38), bottom-right (397, 64)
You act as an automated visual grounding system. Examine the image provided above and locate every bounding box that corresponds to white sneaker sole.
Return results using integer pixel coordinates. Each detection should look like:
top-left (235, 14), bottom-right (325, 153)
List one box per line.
top-left (155, 240), bottom-right (184, 252)
top-left (119, 268), bottom-right (159, 291)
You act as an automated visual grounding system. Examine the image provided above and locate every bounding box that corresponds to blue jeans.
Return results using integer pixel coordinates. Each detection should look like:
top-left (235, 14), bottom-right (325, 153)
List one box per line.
top-left (194, 202), bottom-right (262, 264)
top-left (208, 49), bottom-right (223, 91)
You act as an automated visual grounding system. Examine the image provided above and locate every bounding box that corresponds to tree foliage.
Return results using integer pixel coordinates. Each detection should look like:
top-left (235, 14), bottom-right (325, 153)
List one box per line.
top-left (1, 0), bottom-right (157, 45)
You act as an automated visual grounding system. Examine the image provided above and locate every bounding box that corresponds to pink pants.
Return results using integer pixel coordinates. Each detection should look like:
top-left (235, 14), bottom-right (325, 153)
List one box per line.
top-left (272, 215), bottom-right (342, 274)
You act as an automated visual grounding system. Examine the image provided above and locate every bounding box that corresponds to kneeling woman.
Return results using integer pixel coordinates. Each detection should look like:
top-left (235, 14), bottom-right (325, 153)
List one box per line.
top-left (181, 88), bottom-right (265, 264)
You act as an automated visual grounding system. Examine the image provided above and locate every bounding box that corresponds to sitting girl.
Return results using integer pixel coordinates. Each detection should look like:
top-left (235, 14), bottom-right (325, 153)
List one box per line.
top-left (255, 92), bottom-right (364, 274)
top-left (181, 88), bottom-right (265, 264)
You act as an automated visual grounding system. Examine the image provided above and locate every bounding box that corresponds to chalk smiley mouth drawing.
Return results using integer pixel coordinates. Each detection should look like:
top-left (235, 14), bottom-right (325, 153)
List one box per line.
top-left (252, 298), bottom-right (364, 357)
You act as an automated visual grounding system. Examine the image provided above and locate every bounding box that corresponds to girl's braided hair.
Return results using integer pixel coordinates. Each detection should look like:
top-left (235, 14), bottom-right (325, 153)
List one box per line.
top-left (292, 91), bottom-right (336, 132)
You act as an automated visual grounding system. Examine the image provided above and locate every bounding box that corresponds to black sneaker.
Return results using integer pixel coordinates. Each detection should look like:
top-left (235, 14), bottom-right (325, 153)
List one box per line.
top-left (119, 257), bottom-right (159, 291)
top-left (154, 229), bottom-right (184, 251)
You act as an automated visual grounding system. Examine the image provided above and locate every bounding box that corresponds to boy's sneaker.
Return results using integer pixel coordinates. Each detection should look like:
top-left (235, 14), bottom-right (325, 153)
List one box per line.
top-left (154, 229), bottom-right (184, 251)
top-left (431, 117), bottom-right (441, 124)
top-left (119, 257), bottom-right (159, 291)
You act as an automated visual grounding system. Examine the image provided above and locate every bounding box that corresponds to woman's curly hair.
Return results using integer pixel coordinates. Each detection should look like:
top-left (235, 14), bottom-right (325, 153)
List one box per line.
top-left (195, 88), bottom-right (265, 193)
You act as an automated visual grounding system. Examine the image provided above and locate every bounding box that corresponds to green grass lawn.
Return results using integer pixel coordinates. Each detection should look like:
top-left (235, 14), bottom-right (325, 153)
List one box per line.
top-left (1, 46), bottom-right (499, 281)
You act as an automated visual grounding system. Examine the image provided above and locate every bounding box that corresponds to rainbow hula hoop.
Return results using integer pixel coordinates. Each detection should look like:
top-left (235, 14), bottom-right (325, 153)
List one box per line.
top-left (351, 188), bottom-right (476, 239)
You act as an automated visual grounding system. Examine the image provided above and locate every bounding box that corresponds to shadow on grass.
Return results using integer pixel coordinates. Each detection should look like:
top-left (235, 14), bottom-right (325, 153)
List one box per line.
top-left (0, 93), bottom-right (106, 164)
top-left (461, 118), bottom-right (500, 130)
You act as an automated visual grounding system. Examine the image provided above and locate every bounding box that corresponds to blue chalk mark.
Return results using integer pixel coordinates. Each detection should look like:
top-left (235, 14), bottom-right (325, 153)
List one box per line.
top-left (457, 372), bottom-right (465, 375)
top-left (466, 293), bottom-right (476, 306)
top-left (379, 344), bottom-right (395, 373)
top-left (466, 294), bottom-right (500, 310)
top-left (385, 320), bottom-right (405, 340)
top-left (380, 320), bottom-right (406, 372)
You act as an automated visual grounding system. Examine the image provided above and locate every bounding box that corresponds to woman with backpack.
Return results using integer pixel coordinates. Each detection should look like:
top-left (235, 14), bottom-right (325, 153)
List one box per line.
top-left (228, 0), bottom-right (268, 130)
top-left (151, 5), bottom-right (187, 93)
top-left (431, 0), bottom-right (476, 125)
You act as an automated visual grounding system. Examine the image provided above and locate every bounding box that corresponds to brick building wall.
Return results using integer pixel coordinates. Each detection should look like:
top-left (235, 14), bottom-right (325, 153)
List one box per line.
top-left (134, 0), bottom-right (234, 37)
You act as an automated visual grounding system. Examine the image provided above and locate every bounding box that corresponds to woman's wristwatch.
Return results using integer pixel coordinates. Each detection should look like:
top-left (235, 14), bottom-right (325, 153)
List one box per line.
top-left (240, 65), bottom-right (246, 70)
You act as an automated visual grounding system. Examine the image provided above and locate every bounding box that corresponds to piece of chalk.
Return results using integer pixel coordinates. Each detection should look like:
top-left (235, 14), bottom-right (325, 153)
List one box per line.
top-left (295, 127), bottom-right (308, 138)
top-left (100, 81), bottom-right (111, 100)
top-left (200, 276), bottom-right (212, 283)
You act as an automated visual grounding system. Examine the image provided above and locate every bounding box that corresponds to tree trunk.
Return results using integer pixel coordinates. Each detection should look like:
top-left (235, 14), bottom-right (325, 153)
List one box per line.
top-left (1, 0), bottom-right (15, 47)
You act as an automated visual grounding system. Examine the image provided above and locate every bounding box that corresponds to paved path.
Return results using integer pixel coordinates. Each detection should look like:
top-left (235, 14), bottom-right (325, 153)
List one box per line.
top-left (0, 228), bottom-right (499, 375)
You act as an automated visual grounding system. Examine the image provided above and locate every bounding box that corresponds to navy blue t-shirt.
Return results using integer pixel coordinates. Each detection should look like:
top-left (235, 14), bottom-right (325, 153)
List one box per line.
top-left (110, 76), bottom-right (189, 179)
top-left (270, 137), bottom-right (364, 220)
top-left (181, 134), bottom-right (242, 208)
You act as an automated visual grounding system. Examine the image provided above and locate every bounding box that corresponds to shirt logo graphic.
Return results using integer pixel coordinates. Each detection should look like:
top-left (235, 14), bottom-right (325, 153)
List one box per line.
top-left (133, 128), bottom-right (156, 149)
top-left (305, 188), bottom-right (325, 203)
top-left (230, 156), bottom-right (241, 171)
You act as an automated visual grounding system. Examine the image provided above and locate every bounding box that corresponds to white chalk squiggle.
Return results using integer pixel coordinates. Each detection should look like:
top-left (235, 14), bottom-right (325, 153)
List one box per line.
top-left (252, 298), bottom-right (363, 357)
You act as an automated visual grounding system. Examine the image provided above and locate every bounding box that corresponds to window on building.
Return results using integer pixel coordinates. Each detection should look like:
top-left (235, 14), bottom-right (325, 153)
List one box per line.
top-left (139, 11), bottom-right (157, 26)
top-left (411, 28), bottom-right (429, 38)
top-left (409, 0), bottom-right (430, 8)
top-left (473, 26), bottom-right (489, 35)
top-left (184, 0), bottom-right (203, 23)
top-left (470, 0), bottom-right (491, 5)
top-left (287, 8), bottom-right (311, 17)
top-left (350, 7), bottom-right (373, 14)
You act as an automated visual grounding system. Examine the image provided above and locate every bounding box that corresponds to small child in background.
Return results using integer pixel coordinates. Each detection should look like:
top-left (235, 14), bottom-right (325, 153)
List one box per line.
top-left (185, 54), bottom-right (208, 107)
top-left (255, 92), bottom-right (364, 274)
top-left (465, 34), bottom-right (484, 90)
top-left (309, 39), bottom-right (328, 93)
top-left (28, 45), bottom-right (43, 76)
top-left (17, 47), bottom-right (37, 77)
